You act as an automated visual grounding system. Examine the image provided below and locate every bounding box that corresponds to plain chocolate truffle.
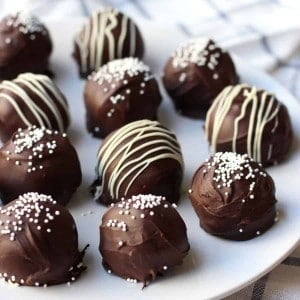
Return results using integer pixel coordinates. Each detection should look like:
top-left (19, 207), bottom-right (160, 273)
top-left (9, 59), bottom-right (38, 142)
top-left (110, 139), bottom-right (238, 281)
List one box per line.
top-left (205, 84), bottom-right (293, 166)
top-left (0, 12), bottom-right (52, 79)
top-left (0, 192), bottom-right (87, 286)
top-left (73, 7), bottom-right (144, 78)
top-left (163, 38), bottom-right (238, 118)
top-left (84, 57), bottom-right (162, 138)
top-left (0, 127), bottom-right (81, 206)
top-left (189, 152), bottom-right (277, 241)
top-left (0, 73), bottom-right (70, 143)
top-left (91, 119), bottom-right (184, 205)
top-left (100, 194), bottom-right (189, 286)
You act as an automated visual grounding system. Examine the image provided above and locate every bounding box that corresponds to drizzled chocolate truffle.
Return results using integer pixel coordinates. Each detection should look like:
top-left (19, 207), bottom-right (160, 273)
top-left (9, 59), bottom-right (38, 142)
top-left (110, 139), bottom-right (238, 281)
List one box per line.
top-left (84, 58), bottom-right (162, 138)
top-left (0, 73), bottom-right (70, 143)
top-left (100, 194), bottom-right (189, 286)
top-left (189, 152), bottom-right (277, 241)
top-left (0, 12), bottom-right (52, 79)
top-left (91, 120), bottom-right (184, 205)
top-left (0, 192), bottom-right (87, 286)
top-left (163, 38), bottom-right (238, 118)
top-left (205, 84), bottom-right (293, 166)
top-left (0, 127), bottom-right (81, 206)
top-left (73, 8), bottom-right (144, 78)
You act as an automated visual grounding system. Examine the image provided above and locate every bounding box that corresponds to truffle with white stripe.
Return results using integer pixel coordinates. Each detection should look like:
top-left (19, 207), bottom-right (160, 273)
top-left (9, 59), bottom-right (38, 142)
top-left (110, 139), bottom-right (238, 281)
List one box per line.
top-left (189, 152), bottom-right (277, 240)
top-left (163, 38), bottom-right (238, 118)
top-left (91, 119), bottom-right (184, 205)
top-left (0, 73), bottom-right (70, 142)
top-left (100, 194), bottom-right (189, 286)
top-left (0, 127), bottom-right (81, 206)
top-left (205, 84), bottom-right (293, 166)
top-left (73, 8), bottom-right (144, 78)
top-left (0, 192), bottom-right (87, 286)
top-left (84, 57), bottom-right (162, 138)
top-left (0, 12), bottom-right (52, 79)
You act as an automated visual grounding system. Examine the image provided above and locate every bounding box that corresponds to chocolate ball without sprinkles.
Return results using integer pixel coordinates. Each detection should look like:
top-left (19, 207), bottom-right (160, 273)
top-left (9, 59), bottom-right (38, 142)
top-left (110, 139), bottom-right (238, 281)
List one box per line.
top-left (84, 57), bottom-right (162, 138)
top-left (91, 119), bottom-right (184, 206)
top-left (0, 73), bottom-right (70, 143)
top-left (205, 84), bottom-right (293, 166)
top-left (163, 38), bottom-right (238, 118)
top-left (189, 152), bottom-right (277, 241)
top-left (100, 194), bottom-right (190, 286)
top-left (73, 7), bottom-right (144, 78)
top-left (0, 126), bottom-right (81, 206)
top-left (0, 192), bottom-right (87, 286)
top-left (0, 12), bottom-right (52, 79)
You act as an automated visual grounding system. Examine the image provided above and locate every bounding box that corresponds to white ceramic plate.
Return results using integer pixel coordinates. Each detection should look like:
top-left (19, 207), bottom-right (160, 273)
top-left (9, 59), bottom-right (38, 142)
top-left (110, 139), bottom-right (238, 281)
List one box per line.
top-left (1, 21), bottom-right (300, 300)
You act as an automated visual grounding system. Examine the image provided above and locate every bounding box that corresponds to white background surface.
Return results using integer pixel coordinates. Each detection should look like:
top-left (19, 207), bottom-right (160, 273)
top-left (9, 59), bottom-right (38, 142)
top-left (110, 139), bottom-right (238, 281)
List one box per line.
top-left (1, 21), bottom-right (299, 300)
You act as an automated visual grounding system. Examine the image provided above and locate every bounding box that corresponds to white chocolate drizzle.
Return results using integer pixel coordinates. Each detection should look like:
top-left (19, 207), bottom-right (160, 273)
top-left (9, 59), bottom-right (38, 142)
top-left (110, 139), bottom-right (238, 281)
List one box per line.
top-left (94, 120), bottom-right (184, 200)
top-left (205, 84), bottom-right (281, 163)
top-left (0, 73), bottom-right (70, 132)
top-left (75, 8), bottom-right (138, 74)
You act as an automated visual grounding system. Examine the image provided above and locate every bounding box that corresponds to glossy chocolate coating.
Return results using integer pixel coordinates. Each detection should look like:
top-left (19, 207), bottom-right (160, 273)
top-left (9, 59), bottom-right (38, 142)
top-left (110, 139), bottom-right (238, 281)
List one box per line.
top-left (0, 193), bottom-right (87, 286)
top-left (205, 84), bottom-right (293, 166)
top-left (91, 120), bottom-right (184, 205)
top-left (84, 58), bottom-right (162, 138)
top-left (163, 38), bottom-right (238, 118)
top-left (0, 12), bottom-right (52, 80)
top-left (189, 152), bottom-right (277, 241)
top-left (73, 8), bottom-right (144, 78)
top-left (100, 194), bottom-right (190, 286)
top-left (0, 127), bottom-right (82, 206)
top-left (0, 73), bottom-right (70, 143)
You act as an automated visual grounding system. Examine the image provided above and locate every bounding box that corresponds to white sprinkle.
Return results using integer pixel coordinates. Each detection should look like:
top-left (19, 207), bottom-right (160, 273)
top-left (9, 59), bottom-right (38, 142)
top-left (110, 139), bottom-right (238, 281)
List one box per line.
top-left (5, 37), bottom-right (12, 44)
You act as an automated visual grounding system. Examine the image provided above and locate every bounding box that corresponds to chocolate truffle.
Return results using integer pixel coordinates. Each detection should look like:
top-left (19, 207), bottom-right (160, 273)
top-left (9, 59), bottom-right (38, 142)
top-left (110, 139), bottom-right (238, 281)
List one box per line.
top-left (73, 7), bottom-right (144, 78)
top-left (0, 73), bottom-right (70, 142)
top-left (205, 84), bottom-right (293, 166)
top-left (100, 194), bottom-right (189, 286)
top-left (91, 119), bottom-right (184, 205)
top-left (0, 192), bottom-right (87, 286)
top-left (163, 38), bottom-right (238, 118)
top-left (189, 152), bottom-right (277, 241)
top-left (84, 57), bottom-right (162, 138)
top-left (0, 12), bottom-right (52, 79)
top-left (0, 126), bottom-right (81, 206)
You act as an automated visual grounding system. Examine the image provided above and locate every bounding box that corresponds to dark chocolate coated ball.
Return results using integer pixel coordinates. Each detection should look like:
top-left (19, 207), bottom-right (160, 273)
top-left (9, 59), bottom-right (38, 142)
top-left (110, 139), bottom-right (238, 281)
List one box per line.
top-left (163, 38), bottom-right (238, 118)
top-left (91, 120), bottom-right (184, 205)
top-left (0, 73), bottom-right (70, 143)
top-left (73, 8), bottom-right (144, 78)
top-left (0, 12), bottom-right (52, 79)
top-left (205, 84), bottom-right (293, 166)
top-left (0, 192), bottom-right (87, 286)
top-left (0, 127), bottom-right (81, 206)
top-left (189, 152), bottom-right (277, 240)
top-left (84, 58), bottom-right (161, 138)
top-left (100, 194), bottom-right (189, 286)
